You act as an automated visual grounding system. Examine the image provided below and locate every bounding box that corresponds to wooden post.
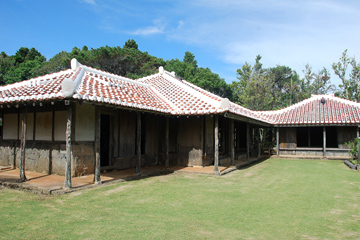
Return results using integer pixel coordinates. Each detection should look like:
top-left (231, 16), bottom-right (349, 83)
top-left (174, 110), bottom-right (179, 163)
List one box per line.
top-left (136, 112), bottom-right (141, 175)
top-left (276, 127), bottom-right (279, 156)
top-left (230, 119), bottom-right (235, 166)
top-left (357, 127), bottom-right (360, 163)
top-left (323, 126), bottom-right (326, 158)
top-left (19, 108), bottom-right (27, 182)
top-left (64, 105), bottom-right (72, 189)
top-left (94, 106), bottom-right (101, 184)
top-left (257, 126), bottom-right (261, 159)
top-left (213, 115), bottom-right (219, 174)
top-left (246, 123), bottom-right (250, 161)
top-left (165, 117), bottom-right (169, 168)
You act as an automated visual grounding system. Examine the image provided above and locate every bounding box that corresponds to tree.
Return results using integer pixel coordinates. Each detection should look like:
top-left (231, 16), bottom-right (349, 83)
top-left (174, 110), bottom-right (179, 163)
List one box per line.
top-left (333, 50), bottom-right (360, 102)
top-left (165, 52), bottom-right (232, 99)
top-left (0, 47), bottom-right (46, 85)
top-left (232, 56), bottom-right (273, 110)
top-left (124, 39), bottom-right (139, 50)
top-left (268, 65), bottom-right (300, 109)
top-left (232, 62), bottom-right (252, 105)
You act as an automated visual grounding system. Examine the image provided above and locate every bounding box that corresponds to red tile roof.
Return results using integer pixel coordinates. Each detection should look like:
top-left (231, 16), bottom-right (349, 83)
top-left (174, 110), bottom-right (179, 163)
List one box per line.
top-left (257, 94), bottom-right (360, 125)
top-left (0, 59), bottom-right (359, 126)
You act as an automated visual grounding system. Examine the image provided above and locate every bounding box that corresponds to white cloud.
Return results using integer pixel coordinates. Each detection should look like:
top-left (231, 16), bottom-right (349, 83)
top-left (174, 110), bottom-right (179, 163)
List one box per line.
top-left (167, 0), bottom-right (360, 85)
top-left (130, 25), bottom-right (165, 36)
top-left (129, 19), bottom-right (166, 36)
top-left (75, 0), bottom-right (360, 85)
top-left (177, 20), bottom-right (184, 29)
top-left (80, 0), bottom-right (96, 5)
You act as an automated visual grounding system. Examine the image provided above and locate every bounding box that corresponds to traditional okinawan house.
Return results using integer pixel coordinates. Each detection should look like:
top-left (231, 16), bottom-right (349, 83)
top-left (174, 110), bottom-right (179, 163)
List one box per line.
top-left (258, 94), bottom-right (360, 158)
top-left (0, 59), bottom-right (270, 186)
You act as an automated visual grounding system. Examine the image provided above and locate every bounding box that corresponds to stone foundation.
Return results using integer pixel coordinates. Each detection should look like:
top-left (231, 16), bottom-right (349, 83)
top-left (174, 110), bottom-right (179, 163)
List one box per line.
top-left (0, 140), bottom-right (95, 177)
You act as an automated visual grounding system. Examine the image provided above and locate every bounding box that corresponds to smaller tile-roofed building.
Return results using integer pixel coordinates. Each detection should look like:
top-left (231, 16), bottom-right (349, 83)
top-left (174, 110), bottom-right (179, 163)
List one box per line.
top-left (258, 94), bottom-right (360, 158)
top-left (257, 94), bottom-right (360, 126)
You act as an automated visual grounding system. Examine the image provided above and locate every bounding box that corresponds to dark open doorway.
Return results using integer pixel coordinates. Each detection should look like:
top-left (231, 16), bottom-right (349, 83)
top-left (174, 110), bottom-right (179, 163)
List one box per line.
top-left (100, 114), bottom-right (110, 167)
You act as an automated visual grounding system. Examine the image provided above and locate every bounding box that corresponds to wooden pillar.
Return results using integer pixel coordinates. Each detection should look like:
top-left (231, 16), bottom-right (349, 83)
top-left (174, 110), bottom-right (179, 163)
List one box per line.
top-left (308, 127), bottom-right (311, 147)
top-left (257, 127), bottom-right (261, 159)
top-left (323, 126), bottom-right (326, 158)
top-left (246, 123), bottom-right (250, 161)
top-left (213, 115), bottom-right (219, 174)
top-left (136, 112), bottom-right (141, 175)
top-left (94, 106), bottom-right (101, 184)
top-left (230, 119), bottom-right (235, 166)
top-left (276, 127), bottom-right (279, 156)
top-left (64, 105), bottom-right (72, 189)
top-left (165, 117), bottom-right (169, 168)
top-left (357, 127), bottom-right (360, 162)
top-left (19, 108), bottom-right (27, 182)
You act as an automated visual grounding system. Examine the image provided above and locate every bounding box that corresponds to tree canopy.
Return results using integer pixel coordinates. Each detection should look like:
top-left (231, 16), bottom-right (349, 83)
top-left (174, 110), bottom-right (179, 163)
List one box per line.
top-left (332, 49), bottom-right (360, 102)
top-left (165, 51), bottom-right (233, 99)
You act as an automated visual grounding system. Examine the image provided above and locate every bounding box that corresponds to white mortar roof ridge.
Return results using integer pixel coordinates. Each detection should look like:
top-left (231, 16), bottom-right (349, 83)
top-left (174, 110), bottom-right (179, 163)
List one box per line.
top-left (72, 59), bottom-right (151, 87)
top-left (147, 77), bottom-right (179, 114)
top-left (161, 71), bottom-right (223, 109)
top-left (0, 69), bottom-right (73, 91)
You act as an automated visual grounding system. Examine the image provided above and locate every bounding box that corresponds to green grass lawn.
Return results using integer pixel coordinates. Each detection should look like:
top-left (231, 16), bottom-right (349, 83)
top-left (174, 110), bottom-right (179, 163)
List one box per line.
top-left (1, 158), bottom-right (359, 239)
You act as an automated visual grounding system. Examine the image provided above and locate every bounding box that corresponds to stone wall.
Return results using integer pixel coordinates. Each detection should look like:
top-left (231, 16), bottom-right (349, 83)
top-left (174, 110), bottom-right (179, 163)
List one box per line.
top-left (0, 140), bottom-right (95, 177)
top-left (280, 148), bottom-right (350, 157)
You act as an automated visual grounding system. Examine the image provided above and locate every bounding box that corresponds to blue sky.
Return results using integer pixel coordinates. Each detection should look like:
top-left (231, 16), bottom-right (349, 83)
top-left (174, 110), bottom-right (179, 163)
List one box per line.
top-left (1, 0), bottom-right (359, 86)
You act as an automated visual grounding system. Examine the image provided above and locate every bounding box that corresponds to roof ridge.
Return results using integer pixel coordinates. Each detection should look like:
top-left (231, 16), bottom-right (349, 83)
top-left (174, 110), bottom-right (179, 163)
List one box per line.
top-left (71, 59), bottom-right (151, 87)
top-left (148, 83), bottom-right (179, 114)
top-left (161, 71), bottom-right (225, 113)
top-left (0, 69), bottom-right (73, 91)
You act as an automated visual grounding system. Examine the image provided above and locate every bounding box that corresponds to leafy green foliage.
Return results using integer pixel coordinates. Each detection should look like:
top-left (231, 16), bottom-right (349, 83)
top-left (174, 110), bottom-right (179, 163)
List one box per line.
top-left (333, 49), bottom-right (360, 102)
top-left (232, 55), bottom-right (302, 110)
top-left (165, 52), bottom-right (233, 99)
top-left (123, 39), bottom-right (139, 50)
top-left (0, 47), bottom-right (46, 85)
top-left (232, 58), bottom-right (274, 110)
top-left (32, 42), bottom-right (166, 80)
top-left (345, 137), bottom-right (359, 162)
top-left (232, 55), bottom-right (339, 111)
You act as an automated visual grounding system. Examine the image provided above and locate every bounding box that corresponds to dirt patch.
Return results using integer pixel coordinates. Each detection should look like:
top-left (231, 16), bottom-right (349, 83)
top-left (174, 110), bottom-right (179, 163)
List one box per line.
top-left (104, 185), bottom-right (130, 195)
top-left (69, 191), bottom-right (83, 197)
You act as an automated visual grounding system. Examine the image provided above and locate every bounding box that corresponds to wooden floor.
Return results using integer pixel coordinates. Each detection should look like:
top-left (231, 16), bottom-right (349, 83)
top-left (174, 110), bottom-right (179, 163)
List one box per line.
top-left (0, 156), bottom-right (267, 194)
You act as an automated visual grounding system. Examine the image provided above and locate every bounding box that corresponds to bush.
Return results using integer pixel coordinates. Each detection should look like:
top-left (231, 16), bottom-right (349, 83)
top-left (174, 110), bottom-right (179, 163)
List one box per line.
top-left (345, 137), bottom-right (359, 164)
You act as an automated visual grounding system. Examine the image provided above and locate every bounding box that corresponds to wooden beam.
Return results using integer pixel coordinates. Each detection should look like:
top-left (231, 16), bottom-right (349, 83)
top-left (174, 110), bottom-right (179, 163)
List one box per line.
top-left (165, 117), bottom-right (169, 168)
top-left (223, 112), bottom-right (272, 127)
top-left (276, 127), bottom-right (279, 156)
top-left (230, 119), bottom-right (235, 166)
top-left (19, 108), bottom-right (27, 182)
top-left (323, 127), bottom-right (326, 158)
top-left (213, 115), bottom-right (219, 174)
top-left (64, 105), bottom-right (72, 189)
top-left (136, 112), bottom-right (141, 175)
top-left (94, 106), bottom-right (101, 184)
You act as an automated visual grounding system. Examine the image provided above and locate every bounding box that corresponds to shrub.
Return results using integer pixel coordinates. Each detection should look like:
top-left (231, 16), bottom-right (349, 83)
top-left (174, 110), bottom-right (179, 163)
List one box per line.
top-left (345, 137), bottom-right (359, 164)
